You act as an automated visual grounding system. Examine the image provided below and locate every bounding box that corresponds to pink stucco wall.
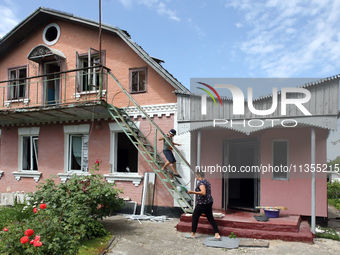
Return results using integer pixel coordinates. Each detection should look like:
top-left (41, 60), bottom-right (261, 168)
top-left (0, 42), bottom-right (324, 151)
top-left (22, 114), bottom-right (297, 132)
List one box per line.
top-left (0, 16), bottom-right (179, 207)
top-left (260, 127), bottom-right (328, 217)
top-left (0, 114), bottom-right (176, 206)
top-left (193, 127), bottom-right (328, 217)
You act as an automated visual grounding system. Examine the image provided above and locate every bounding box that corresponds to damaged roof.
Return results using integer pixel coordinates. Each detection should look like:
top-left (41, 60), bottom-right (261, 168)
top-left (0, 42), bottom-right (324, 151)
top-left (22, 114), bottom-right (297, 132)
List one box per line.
top-left (0, 7), bottom-right (188, 92)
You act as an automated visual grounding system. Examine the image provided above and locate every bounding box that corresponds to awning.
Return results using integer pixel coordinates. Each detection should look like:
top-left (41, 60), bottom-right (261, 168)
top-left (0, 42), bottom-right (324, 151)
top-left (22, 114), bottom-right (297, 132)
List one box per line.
top-left (27, 44), bottom-right (66, 63)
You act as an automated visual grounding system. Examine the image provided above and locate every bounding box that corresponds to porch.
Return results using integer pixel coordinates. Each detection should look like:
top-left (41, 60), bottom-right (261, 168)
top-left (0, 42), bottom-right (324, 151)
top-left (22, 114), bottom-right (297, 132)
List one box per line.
top-left (176, 209), bottom-right (314, 243)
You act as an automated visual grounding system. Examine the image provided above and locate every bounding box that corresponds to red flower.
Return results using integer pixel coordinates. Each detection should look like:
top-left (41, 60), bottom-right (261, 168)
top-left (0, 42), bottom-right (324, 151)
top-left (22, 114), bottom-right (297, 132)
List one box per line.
top-left (30, 240), bottom-right (34, 244)
top-left (34, 235), bottom-right (41, 241)
top-left (33, 240), bottom-right (43, 247)
top-left (33, 207), bottom-right (38, 213)
top-left (20, 236), bottom-right (29, 244)
top-left (3, 227), bottom-right (8, 232)
top-left (25, 229), bottom-right (34, 237)
top-left (40, 203), bottom-right (47, 210)
top-left (96, 160), bottom-right (100, 164)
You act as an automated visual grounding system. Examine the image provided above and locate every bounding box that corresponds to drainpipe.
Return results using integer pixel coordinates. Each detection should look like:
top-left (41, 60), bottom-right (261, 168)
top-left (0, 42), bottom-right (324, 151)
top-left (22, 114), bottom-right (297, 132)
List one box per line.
top-left (311, 127), bottom-right (316, 234)
top-left (195, 130), bottom-right (201, 207)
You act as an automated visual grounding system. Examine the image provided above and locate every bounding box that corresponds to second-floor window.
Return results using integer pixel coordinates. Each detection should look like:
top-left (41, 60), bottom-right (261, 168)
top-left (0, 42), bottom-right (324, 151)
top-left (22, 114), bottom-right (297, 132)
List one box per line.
top-left (76, 49), bottom-right (105, 93)
top-left (79, 55), bottom-right (100, 92)
top-left (130, 67), bottom-right (147, 93)
top-left (8, 66), bottom-right (27, 100)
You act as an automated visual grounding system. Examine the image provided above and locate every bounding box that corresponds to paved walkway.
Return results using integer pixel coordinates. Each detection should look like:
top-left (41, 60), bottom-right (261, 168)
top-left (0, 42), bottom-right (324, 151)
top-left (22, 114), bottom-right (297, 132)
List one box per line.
top-left (101, 206), bottom-right (340, 255)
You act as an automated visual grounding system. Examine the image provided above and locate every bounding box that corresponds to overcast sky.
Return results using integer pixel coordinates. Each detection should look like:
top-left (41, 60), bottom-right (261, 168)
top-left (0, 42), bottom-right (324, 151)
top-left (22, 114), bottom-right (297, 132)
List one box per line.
top-left (1, 0), bottom-right (340, 160)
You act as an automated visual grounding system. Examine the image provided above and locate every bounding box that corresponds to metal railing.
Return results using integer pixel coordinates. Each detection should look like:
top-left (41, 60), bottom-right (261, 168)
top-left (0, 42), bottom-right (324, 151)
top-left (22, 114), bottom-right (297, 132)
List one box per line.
top-left (0, 66), bottom-right (109, 109)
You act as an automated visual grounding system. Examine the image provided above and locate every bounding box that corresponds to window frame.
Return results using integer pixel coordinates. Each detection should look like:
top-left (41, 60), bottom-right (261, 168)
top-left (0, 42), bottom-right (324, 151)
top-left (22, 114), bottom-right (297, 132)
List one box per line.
top-left (7, 65), bottom-right (28, 101)
top-left (106, 122), bottom-right (143, 186)
top-left (272, 140), bottom-right (289, 180)
top-left (129, 67), bottom-right (148, 94)
top-left (63, 124), bottom-right (90, 173)
top-left (21, 136), bottom-right (39, 171)
top-left (109, 123), bottom-right (139, 174)
top-left (68, 134), bottom-right (89, 172)
top-left (75, 48), bottom-right (106, 94)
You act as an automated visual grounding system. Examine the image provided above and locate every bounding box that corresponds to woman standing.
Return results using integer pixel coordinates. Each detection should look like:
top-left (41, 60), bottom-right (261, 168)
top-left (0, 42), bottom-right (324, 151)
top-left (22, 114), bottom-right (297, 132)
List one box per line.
top-left (186, 170), bottom-right (221, 240)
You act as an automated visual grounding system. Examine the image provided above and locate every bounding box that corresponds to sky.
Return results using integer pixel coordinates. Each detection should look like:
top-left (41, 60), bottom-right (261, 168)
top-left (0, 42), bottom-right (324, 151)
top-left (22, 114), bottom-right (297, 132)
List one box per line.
top-left (1, 0), bottom-right (340, 160)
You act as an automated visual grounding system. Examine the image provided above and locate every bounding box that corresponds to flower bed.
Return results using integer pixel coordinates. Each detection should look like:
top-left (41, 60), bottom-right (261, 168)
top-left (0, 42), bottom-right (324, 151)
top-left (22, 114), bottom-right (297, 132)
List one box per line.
top-left (0, 161), bottom-right (124, 255)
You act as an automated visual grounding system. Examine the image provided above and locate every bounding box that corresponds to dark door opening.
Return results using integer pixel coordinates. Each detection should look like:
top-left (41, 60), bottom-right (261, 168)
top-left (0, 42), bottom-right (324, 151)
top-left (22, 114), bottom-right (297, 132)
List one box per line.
top-left (224, 139), bottom-right (259, 211)
top-left (44, 62), bottom-right (60, 105)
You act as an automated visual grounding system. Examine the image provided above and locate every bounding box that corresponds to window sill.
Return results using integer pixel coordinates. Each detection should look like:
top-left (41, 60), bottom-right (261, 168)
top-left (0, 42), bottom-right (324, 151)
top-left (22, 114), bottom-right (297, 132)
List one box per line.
top-left (12, 171), bottom-right (42, 182)
top-left (130, 91), bottom-right (147, 94)
top-left (74, 90), bottom-right (106, 99)
top-left (5, 98), bottom-right (29, 107)
top-left (104, 173), bottom-right (143, 187)
top-left (57, 172), bottom-right (91, 183)
top-left (0, 171), bottom-right (3, 179)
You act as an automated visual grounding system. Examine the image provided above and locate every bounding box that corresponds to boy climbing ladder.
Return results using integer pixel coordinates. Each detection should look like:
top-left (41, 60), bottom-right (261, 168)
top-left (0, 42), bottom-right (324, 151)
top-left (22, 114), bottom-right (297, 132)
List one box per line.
top-left (159, 129), bottom-right (182, 178)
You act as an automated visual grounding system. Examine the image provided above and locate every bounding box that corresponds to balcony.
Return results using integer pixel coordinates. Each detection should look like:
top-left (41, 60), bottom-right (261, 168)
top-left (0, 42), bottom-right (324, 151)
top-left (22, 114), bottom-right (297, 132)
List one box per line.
top-left (0, 66), bottom-right (112, 126)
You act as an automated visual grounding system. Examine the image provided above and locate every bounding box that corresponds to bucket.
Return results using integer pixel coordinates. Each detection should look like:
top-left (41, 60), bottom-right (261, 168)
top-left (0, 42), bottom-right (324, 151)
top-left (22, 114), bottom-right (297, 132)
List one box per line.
top-left (264, 209), bottom-right (280, 218)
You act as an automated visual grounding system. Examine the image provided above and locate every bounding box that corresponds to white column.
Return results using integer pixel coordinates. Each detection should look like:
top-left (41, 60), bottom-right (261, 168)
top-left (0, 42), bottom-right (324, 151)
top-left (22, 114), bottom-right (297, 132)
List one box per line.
top-left (194, 130), bottom-right (201, 207)
top-left (311, 127), bottom-right (316, 234)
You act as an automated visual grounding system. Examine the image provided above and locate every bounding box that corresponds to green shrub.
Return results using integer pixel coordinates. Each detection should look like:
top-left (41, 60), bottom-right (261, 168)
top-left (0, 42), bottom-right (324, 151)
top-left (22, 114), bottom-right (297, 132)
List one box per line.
top-left (327, 180), bottom-right (340, 199)
top-left (0, 198), bottom-right (34, 230)
top-left (328, 198), bottom-right (340, 210)
top-left (0, 161), bottom-right (124, 254)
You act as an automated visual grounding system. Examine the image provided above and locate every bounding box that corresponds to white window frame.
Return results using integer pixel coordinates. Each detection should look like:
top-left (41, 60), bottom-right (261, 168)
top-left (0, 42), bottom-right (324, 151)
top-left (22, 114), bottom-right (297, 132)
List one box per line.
top-left (43, 23), bottom-right (61, 46)
top-left (13, 127), bottom-right (41, 182)
top-left (104, 122), bottom-right (143, 186)
top-left (63, 124), bottom-right (90, 173)
top-left (272, 140), bottom-right (289, 180)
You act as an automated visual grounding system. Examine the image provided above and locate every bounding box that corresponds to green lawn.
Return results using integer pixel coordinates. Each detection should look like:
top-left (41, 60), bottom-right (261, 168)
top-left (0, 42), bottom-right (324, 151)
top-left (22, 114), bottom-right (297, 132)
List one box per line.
top-left (78, 235), bottom-right (113, 255)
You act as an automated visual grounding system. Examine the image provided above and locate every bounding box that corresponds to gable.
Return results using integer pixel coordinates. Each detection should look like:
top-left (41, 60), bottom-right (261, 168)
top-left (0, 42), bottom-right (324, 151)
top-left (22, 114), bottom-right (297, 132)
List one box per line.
top-left (0, 7), bottom-right (188, 93)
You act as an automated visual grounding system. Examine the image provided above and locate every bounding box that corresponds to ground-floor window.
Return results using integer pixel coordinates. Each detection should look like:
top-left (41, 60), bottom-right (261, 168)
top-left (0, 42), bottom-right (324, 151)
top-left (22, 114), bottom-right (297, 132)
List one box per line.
top-left (117, 132), bottom-right (138, 173)
top-left (272, 140), bottom-right (289, 180)
top-left (68, 134), bottom-right (89, 172)
top-left (22, 136), bottom-right (39, 171)
top-left (63, 124), bottom-right (90, 173)
top-left (109, 123), bottom-right (138, 173)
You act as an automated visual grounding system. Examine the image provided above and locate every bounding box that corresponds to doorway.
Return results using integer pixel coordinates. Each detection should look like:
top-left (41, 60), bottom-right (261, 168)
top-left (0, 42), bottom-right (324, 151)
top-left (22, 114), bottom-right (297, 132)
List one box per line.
top-left (223, 138), bottom-right (259, 211)
top-left (44, 62), bottom-right (60, 105)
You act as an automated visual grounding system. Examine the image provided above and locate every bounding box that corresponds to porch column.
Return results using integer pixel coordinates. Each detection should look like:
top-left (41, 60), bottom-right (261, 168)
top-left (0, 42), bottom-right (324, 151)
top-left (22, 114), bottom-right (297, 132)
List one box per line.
top-left (311, 127), bottom-right (316, 234)
top-left (194, 130), bottom-right (202, 206)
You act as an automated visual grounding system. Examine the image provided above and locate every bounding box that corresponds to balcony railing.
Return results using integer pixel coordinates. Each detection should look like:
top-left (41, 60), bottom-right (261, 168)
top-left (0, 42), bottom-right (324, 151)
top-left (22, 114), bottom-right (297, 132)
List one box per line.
top-left (0, 66), bottom-right (109, 109)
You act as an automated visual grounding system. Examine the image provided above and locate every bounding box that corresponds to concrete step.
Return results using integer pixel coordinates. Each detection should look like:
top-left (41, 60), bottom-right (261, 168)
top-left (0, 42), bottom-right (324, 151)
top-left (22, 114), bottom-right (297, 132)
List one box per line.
top-left (176, 220), bottom-right (313, 243)
top-left (179, 212), bottom-right (301, 233)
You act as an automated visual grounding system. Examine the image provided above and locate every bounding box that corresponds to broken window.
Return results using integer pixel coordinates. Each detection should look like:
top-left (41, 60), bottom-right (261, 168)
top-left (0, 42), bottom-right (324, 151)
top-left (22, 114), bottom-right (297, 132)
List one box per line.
top-left (272, 141), bottom-right (288, 180)
top-left (116, 133), bottom-right (138, 173)
top-left (68, 134), bottom-right (89, 172)
top-left (22, 136), bottom-right (38, 171)
top-left (8, 66), bottom-right (27, 100)
top-left (76, 48), bottom-right (106, 92)
top-left (130, 68), bottom-right (147, 93)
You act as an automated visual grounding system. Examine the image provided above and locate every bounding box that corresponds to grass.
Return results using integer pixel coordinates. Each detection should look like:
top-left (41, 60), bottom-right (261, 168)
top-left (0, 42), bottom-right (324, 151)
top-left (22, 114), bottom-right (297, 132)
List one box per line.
top-left (78, 234), bottom-right (113, 255)
top-left (315, 226), bottom-right (340, 241)
top-left (328, 198), bottom-right (340, 211)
